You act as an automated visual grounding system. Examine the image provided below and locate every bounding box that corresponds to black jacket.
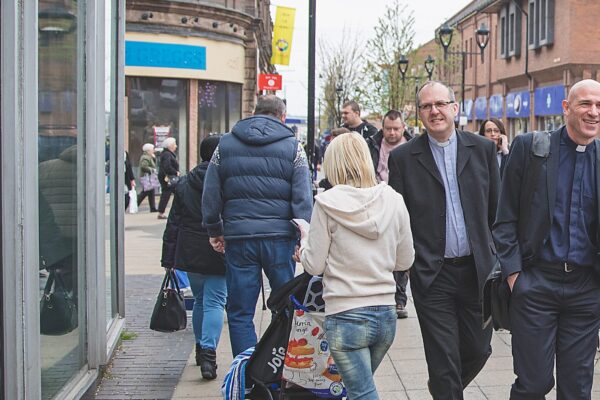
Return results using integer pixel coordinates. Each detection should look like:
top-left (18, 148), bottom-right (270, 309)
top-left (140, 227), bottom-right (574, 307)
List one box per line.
top-left (493, 128), bottom-right (600, 279)
top-left (158, 149), bottom-right (179, 187)
top-left (125, 151), bottom-right (135, 190)
top-left (343, 120), bottom-right (378, 139)
top-left (366, 129), bottom-right (414, 175)
top-left (388, 131), bottom-right (500, 299)
top-left (161, 162), bottom-right (225, 275)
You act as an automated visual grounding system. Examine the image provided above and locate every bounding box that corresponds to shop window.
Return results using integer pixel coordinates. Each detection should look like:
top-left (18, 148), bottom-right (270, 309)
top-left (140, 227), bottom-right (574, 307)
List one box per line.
top-left (197, 81), bottom-right (242, 159)
top-left (126, 77), bottom-right (188, 172)
top-left (38, 0), bottom-right (87, 397)
top-left (499, 3), bottom-right (521, 58)
top-left (528, 0), bottom-right (554, 49)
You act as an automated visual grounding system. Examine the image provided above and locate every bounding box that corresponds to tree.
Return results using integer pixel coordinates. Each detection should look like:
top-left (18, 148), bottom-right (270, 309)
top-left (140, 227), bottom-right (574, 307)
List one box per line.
top-left (318, 28), bottom-right (365, 130)
top-left (357, 1), bottom-right (416, 113)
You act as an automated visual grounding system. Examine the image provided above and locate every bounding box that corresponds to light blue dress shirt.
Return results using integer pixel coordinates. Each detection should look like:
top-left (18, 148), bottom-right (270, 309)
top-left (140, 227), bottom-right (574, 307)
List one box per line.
top-left (428, 132), bottom-right (471, 257)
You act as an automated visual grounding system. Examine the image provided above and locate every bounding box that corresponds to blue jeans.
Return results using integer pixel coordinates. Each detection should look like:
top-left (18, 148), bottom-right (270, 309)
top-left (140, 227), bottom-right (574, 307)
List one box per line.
top-left (187, 272), bottom-right (227, 350)
top-left (225, 238), bottom-right (296, 356)
top-left (325, 306), bottom-right (397, 400)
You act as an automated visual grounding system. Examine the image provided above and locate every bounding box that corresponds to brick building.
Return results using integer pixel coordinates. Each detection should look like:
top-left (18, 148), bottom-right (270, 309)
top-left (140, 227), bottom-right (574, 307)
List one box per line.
top-left (125, 0), bottom-right (275, 170)
top-left (428, 0), bottom-right (600, 139)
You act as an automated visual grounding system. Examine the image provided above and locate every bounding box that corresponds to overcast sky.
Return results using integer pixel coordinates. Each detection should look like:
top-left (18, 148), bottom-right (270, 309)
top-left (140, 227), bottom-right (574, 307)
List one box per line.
top-left (270, 0), bottom-right (473, 117)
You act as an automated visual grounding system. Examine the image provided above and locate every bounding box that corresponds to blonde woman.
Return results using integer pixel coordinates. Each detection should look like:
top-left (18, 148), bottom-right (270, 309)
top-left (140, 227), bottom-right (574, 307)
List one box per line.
top-left (296, 132), bottom-right (415, 399)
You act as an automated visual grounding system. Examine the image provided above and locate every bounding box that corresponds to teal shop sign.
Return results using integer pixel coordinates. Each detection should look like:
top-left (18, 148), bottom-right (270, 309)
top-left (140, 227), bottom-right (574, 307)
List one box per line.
top-left (125, 41), bottom-right (206, 70)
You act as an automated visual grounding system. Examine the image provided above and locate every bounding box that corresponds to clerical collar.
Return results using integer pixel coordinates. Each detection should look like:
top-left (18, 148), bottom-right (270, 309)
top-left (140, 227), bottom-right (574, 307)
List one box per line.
top-left (562, 128), bottom-right (588, 153)
top-left (428, 130), bottom-right (456, 148)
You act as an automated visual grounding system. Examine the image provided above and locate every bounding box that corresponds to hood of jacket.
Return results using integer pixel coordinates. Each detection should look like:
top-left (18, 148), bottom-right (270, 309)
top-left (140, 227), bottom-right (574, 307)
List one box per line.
top-left (231, 115), bottom-right (295, 145)
top-left (314, 182), bottom-right (393, 240)
top-left (186, 161), bottom-right (209, 191)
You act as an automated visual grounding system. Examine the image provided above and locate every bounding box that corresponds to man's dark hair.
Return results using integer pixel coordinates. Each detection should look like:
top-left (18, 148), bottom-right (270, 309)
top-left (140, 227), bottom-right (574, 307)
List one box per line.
top-left (382, 110), bottom-right (404, 126)
top-left (342, 100), bottom-right (360, 113)
top-left (254, 95), bottom-right (286, 118)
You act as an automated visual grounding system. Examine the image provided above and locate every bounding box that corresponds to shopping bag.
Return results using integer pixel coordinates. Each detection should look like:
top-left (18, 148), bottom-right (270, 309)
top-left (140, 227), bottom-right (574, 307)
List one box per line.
top-left (140, 172), bottom-right (160, 191)
top-left (128, 189), bottom-right (138, 213)
top-left (40, 270), bottom-right (78, 335)
top-left (282, 301), bottom-right (346, 398)
top-left (149, 268), bottom-right (187, 332)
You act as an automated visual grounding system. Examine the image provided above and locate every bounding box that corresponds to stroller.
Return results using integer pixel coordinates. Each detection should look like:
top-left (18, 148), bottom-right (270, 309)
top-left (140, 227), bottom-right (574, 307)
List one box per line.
top-left (243, 272), bottom-right (346, 400)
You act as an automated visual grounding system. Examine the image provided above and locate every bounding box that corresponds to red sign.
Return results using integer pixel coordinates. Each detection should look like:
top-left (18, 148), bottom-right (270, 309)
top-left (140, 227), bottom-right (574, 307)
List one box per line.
top-left (258, 74), bottom-right (282, 91)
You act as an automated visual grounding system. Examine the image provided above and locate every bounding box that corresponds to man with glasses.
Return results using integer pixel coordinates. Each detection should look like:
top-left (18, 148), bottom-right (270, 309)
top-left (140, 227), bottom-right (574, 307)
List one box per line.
top-left (388, 81), bottom-right (500, 399)
top-left (494, 79), bottom-right (600, 399)
top-left (367, 109), bottom-right (414, 318)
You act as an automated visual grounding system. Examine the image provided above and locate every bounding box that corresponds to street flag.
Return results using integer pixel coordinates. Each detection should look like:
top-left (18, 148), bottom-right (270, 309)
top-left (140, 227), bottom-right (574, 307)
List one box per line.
top-left (271, 6), bottom-right (295, 66)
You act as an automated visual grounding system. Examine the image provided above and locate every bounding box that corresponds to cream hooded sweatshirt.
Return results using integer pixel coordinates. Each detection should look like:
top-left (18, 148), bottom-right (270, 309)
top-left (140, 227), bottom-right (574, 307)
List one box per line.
top-left (300, 182), bottom-right (415, 316)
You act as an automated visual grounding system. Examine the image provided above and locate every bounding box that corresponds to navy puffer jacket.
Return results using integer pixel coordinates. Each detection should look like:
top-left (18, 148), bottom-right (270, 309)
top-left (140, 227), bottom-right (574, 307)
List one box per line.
top-left (202, 115), bottom-right (313, 240)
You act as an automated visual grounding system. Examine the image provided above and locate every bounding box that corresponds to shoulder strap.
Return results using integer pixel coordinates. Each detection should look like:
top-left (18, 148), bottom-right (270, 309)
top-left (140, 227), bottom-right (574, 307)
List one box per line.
top-left (519, 131), bottom-right (550, 238)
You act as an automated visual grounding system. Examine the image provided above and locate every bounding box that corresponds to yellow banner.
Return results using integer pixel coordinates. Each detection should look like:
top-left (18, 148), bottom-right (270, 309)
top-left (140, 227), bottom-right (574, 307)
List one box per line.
top-left (271, 6), bottom-right (296, 66)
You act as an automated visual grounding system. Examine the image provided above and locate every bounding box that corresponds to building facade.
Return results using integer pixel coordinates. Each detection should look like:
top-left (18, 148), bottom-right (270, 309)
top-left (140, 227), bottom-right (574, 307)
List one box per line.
top-left (125, 0), bottom-right (274, 171)
top-left (432, 0), bottom-right (599, 139)
top-left (2, 0), bottom-right (126, 398)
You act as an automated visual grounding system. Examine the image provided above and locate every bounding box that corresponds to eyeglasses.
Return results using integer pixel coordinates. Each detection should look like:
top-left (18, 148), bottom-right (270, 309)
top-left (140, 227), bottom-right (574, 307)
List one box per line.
top-left (484, 128), bottom-right (501, 134)
top-left (418, 100), bottom-right (455, 112)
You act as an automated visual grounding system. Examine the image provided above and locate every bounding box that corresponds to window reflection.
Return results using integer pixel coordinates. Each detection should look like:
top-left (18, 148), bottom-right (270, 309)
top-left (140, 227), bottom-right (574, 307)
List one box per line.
top-left (197, 80), bottom-right (242, 157)
top-left (38, 0), bottom-right (86, 398)
top-left (126, 77), bottom-right (188, 171)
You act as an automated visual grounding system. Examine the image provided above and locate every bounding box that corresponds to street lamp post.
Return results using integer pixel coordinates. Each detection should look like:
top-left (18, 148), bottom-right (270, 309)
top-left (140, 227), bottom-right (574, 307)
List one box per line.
top-left (398, 54), bottom-right (435, 130)
top-left (437, 22), bottom-right (490, 123)
top-left (335, 76), bottom-right (343, 126)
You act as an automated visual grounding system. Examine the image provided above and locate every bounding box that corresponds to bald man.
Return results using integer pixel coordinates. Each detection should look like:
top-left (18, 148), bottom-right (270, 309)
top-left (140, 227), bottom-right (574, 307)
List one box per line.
top-left (493, 79), bottom-right (600, 399)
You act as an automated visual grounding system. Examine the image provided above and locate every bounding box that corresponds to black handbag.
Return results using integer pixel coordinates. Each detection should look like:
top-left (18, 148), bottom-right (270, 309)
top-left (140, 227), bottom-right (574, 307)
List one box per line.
top-left (166, 175), bottom-right (180, 189)
top-left (483, 262), bottom-right (511, 331)
top-left (40, 271), bottom-right (78, 335)
top-left (149, 268), bottom-right (187, 332)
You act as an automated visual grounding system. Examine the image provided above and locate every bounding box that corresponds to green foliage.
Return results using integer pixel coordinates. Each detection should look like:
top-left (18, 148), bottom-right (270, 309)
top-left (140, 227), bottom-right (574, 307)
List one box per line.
top-left (120, 330), bottom-right (138, 341)
top-left (357, 0), bottom-right (416, 113)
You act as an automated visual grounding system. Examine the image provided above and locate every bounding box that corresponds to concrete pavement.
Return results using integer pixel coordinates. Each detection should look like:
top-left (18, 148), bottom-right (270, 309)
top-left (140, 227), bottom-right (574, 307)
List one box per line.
top-left (95, 203), bottom-right (600, 399)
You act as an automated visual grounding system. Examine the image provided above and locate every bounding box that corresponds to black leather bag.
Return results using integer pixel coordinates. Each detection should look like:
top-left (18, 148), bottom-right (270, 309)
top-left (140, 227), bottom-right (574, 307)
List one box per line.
top-left (149, 268), bottom-right (187, 332)
top-left (40, 271), bottom-right (78, 335)
top-left (166, 175), bottom-right (180, 189)
top-left (483, 262), bottom-right (511, 331)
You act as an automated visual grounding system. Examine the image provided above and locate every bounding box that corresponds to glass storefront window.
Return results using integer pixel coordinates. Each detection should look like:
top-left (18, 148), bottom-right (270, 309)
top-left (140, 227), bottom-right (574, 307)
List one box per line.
top-left (537, 115), bottom-right (564, 131)
top-left (105, 0), bottom-right (118, 326)
top-left (197, 81), bottom-right (242, 159)
top-left (126, 77), bottom-right (188, 172)
top-left (38, 0), bottom-right (87, 398)
top-left (508, 118), bottom-right (529, 141)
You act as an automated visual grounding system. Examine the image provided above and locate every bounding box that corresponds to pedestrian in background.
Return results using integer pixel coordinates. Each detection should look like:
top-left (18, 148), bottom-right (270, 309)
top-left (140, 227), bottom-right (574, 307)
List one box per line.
top-left (494, 79), bottom-right (600, 399)
top-left (341, 100), bottom-right (378, 139)
top-left (137, 143), bottom-right (158, 212)
top-left (367, 109), bottom-right (413, 319)
top-left (202, 94), bottom-right (313, 357)
top-left (157, 137), bottom-right (179, 220)
top-left (161, 135), bottom-right (226, 380)
top-left (124, 150), bottom-right (136, 210)
top-left (478, 118), bottom-right (509, 178)
top-left (388, 81), bottom-right (500, 399)
top-left (296, 131), bottom-right (414, 399)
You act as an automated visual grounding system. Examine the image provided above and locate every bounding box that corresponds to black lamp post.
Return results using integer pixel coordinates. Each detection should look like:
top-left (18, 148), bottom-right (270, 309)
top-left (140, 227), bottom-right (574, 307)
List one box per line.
top-left (398, 54), bottom-right (435, 130)
top-left (437, 22), bottom-right (490, 124)
top-left (335, 76), bottom-right (344, 126)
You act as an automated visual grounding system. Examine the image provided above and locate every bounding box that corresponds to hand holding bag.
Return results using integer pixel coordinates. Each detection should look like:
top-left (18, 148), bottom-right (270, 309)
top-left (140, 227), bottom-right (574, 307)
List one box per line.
top-left (149, 268), bottom-right (187, 332)
top-left (128, 189), bottom-right (138, 213)
top-left (40, 270), bottom-right (78, 335)
top-left (166, 174), bottom-right (180, 189)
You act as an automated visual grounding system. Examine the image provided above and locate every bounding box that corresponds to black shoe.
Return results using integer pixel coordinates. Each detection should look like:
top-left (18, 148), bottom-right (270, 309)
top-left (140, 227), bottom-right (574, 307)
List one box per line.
top-left (199, 348), bottom-right (217, 380)
top-left (150, 208), bottom-right (158, 213)
top-left (396, 304), bottom-right (408, 319)
top-left (195, 344), bottom-right (202, 366)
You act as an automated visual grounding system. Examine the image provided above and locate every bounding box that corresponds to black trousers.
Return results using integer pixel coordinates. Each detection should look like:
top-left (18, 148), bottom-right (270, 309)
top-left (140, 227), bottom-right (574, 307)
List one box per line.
top-left (394, 270), bottom-right (409, 306)
top-left (412, 260), bottom-right (492, 400)
top-left (509, 266), bottom-right (600, 400)
top-left (137, 189), bottom-right (156, 211)
top-left (157, 186), bottom-right (173, 213)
